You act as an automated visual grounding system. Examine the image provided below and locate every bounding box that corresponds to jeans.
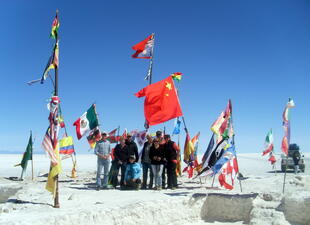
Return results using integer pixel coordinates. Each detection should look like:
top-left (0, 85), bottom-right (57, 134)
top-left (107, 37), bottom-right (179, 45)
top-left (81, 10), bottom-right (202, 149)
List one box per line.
top-left (162, 164), bottom-right (166, 188)
top-left (142, 162), bottom-right (153, 188)
top-left (167, 162), bottom-right (177, 188)
top-left (96, 158), bottom-right (110, 187)
top-left (152, 164), bottom-right (164, 188)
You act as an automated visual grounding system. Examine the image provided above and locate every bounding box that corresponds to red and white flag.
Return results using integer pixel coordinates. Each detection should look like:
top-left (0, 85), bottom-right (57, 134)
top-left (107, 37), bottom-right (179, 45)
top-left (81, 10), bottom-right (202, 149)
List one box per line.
top-left (132, 34), bottom-right (154, 59)
top-left (218, 155), bottom-right (239, 190)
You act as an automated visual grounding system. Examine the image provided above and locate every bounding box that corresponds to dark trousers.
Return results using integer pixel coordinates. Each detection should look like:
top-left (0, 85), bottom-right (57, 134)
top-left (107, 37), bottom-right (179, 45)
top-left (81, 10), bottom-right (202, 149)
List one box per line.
top-left (110, 161), bottom-right (127, 187)
top-left (142, 162), bottom-right (153, 189)
top-left (162, 164), bottom-right (166, 188)
top-left (124, 179), bottom-right (141, 190)
top-left (167, 162), bottom-right (177, 188)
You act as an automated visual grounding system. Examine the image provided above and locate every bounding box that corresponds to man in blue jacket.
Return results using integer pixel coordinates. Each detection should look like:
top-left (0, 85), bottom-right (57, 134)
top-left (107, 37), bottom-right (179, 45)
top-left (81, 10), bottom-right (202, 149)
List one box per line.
top-left (124, 155), bottom-right (142, 190)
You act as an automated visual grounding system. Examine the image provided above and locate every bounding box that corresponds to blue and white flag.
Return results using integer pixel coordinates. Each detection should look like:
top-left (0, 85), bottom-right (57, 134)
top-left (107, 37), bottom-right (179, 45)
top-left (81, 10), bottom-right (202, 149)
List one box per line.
top-left (172, 118), bottom-right (181, 135)
top-left (212, 145), bottom-right (236, 175)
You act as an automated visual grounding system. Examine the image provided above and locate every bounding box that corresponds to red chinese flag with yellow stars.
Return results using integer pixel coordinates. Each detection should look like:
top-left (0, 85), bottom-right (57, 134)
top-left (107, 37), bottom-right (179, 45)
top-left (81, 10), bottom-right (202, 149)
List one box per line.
top-left (135, 76), bottom-right (183, 126)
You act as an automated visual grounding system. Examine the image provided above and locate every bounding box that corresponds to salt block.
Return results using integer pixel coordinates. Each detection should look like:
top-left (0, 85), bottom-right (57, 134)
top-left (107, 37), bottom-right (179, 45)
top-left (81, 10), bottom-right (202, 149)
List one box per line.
top-left (0, 184), bottom-right (22, 203)
top-left (282, 191), bottom-right (310, 225)
top-left (201, 193), bottom-right (258, 223)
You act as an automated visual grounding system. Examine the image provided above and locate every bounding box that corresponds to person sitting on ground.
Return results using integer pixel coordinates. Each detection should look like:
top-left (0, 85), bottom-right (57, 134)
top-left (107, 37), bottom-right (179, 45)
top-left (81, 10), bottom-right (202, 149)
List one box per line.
top-left (149, 138), bottom-right (165, 190)
top-left (123, 155), bottom-right (142, 190)
top-left (125, 133), bottom-right (139, 162)
top-left (140, 134), bottom-right (154, 189)
top-left (110, 136), bottom-right (129, 188)
top-left (94, 132), bottom-right (111, 190)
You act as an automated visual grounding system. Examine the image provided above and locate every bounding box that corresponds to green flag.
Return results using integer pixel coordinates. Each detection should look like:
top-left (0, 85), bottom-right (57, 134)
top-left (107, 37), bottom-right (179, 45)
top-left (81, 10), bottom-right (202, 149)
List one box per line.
top-left (16, 133), bottom-right (33, 170)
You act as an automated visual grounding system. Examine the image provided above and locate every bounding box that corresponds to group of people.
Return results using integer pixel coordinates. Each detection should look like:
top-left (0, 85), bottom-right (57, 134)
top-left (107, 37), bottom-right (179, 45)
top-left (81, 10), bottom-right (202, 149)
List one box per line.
top-left (94, 130), bottom-right (180, 191)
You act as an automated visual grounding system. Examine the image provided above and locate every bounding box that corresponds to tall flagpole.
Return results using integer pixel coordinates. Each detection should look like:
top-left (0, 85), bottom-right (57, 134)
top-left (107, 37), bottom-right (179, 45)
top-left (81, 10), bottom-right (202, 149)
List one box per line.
top-left (53, 9), bottom-right (60, 209)
top-left (144, 33), bottom-right (155, 129)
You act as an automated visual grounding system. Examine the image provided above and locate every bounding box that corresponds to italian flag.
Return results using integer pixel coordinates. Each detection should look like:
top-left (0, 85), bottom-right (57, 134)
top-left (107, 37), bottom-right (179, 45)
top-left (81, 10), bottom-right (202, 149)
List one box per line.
top-left (73, 104), bottom-right (99, 140)
top-left (262, 129), bottom-right (273, 156)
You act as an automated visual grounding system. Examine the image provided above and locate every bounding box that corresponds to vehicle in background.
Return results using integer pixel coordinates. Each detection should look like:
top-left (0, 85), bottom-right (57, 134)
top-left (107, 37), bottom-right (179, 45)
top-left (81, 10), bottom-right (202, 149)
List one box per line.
top-left (281, 143), bottom-right (305, 172)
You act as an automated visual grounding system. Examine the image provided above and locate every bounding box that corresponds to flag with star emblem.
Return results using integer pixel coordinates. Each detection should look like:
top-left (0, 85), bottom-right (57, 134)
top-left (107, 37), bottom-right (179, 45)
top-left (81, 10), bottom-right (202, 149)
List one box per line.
top-left (135, 75), bottom-right (183, 126)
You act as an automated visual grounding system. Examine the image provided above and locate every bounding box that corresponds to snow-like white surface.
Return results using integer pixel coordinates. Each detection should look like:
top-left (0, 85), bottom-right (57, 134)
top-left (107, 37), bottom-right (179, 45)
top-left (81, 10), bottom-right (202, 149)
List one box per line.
top-left (0, 153), bottom-right (309, 225)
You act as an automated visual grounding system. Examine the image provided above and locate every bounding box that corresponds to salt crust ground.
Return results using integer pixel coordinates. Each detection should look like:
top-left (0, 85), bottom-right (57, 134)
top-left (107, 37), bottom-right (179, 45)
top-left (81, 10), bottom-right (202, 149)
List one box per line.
top-left (0, 153), bottom-right (309, 225)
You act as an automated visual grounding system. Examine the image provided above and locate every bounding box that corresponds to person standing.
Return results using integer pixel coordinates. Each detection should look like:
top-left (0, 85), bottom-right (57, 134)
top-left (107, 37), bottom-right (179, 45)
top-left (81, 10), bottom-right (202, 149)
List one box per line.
top-left (124, 155), bottom-right (142, 190)
top-left (126, 133), bottom-right (139, 162)
top-left (155, 130), bottom-right (167, 189)
top-left (111, 136), bottom-right (129, 188)
top-left (150, 138), bottom-right (165, 190)
top-left (140, 134), bottom-right (154, 189)
top-left (164, 134), bottom-right (180, 190)
top-left (94, 132), bottom-right (111, 190)
top-left (292, 150), bottom-right (301, 174)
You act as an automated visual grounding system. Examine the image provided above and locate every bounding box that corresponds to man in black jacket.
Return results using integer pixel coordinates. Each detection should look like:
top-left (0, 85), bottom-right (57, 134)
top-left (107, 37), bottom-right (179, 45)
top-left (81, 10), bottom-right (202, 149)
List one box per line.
top-left (164, 134), bottom-right (180, 189)
top-left (125, 133), bottom-right (139, 163)
top-left (110, 137), bottom-right (129, 188)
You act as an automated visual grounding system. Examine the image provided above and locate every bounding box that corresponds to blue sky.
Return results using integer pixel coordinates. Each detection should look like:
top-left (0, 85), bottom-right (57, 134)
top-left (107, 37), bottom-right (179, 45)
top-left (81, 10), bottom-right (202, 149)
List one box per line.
top-left (0, 0), bottom-right (309, 155)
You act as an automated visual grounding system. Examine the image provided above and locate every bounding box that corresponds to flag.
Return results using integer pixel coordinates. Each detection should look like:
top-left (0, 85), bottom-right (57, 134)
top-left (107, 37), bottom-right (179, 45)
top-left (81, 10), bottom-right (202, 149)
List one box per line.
top-left (201, 133), bottom-right (215, 164)
top-left (87, 128), bottom-right (101, 149)
top-left (135, 130), bottom-right (148, 146)
top-left (15, 133), bottom-right (33, 169)
top-left (211, 100), bottom-right (232, 139)
top-left (41, 42), bottom-right (59, 84)
top-left (172, 118), bottom-right (181, 135)
top-left (42, 127), bottom-right (58, 166)
top-left (281, 98), bottom-right (295, 156)
top-left (183, 133), bottom-right (194, 164)
top-left (262, 129), bottom-right (273, 156)
top-left (218, 151), bottom-right (239, 190)
top-left (171, 72), bottom-right (182, 81)
top-left (59, 136), bottom-right (75, 155)
top-left (107, 128), bottom-right (118, 143)
top-left (58, 115), bottom-right (65, 128)
top-left (212, 145), bottom-right (236, 176)
top-left (27, 43), bottom-right (59, 85)
top-left (73, 104), bottom-right (99, 140)
top-left (196, 138), bottom-right (227, 177)
top-left (268, 153), bottom-right (276, 165)
top-left (50, 12), bottom-right (60, 39)
top-left (135, 76), bottom-right (183, 126)
top-left (132, 34), bottom-right (154, 59)
top-left (46, 143), bottom-right (62, 196)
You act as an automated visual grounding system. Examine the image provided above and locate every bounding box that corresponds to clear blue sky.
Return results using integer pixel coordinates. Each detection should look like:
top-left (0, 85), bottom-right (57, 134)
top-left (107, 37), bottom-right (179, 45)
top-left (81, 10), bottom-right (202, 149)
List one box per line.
top-left (0, 0), bottom-right (309, 155)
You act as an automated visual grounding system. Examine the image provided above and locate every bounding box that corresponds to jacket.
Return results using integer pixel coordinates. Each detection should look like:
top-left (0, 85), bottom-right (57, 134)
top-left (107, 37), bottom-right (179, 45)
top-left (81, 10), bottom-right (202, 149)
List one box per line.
top-left (141, 141), bottom-right (152, 163)
top-left (126, 140), bottom-right (139, 162)
top-left (149, 145), bottom-right (165, 165)
top-left (114, 143), bottom-right (129, 163)
top-left (125, 162), bottom-right (141, 181)
top-left (164, 140), bottom-right (179, 163)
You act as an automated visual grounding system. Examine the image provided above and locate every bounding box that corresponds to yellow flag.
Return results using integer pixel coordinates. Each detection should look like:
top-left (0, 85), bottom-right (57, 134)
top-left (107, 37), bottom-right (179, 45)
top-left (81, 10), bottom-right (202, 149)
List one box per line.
top-left (46, 143), bottom-right (62, 196)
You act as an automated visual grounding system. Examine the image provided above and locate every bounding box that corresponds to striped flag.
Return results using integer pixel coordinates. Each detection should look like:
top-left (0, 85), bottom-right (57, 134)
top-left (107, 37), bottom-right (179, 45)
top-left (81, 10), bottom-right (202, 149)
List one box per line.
top-left (42, 127), bottom-right (58, 166)
top-left (50, 12), bottom-right (60, 39)
top-left (132, 34), bottom-right (154, 59)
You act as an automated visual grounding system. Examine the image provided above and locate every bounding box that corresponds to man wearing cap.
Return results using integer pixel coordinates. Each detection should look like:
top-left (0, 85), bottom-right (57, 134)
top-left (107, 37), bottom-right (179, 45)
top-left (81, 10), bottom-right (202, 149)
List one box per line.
top-left (124, 154), bottom-right (142, 190)
top-left (164, 134), bottom-right (180, 190)
top-left (94, 132), bottom-right (111, 190)
top-left (125, 133), bottom-right (139, 163)
top-left (140, 134), bottom-right (154, 189)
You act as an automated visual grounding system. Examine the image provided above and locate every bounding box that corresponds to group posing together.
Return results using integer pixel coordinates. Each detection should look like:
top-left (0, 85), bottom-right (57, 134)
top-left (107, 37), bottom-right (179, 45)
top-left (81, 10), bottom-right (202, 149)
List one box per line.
top-left (94, 130), bottom-right (180, 190)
